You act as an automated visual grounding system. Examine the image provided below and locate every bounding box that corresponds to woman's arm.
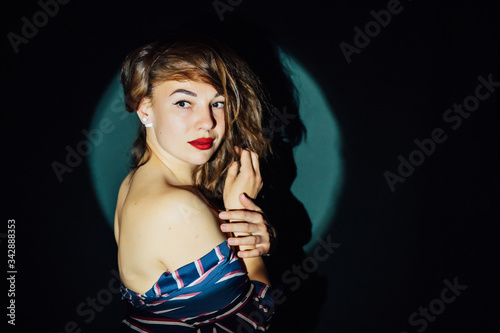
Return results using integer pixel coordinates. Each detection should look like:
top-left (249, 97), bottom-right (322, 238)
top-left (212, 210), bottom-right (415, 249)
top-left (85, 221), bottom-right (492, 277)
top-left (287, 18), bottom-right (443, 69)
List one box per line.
top-left (218, 194), bottom-right (276, 258)
top-left (222, 149), bottom-right (271, 285)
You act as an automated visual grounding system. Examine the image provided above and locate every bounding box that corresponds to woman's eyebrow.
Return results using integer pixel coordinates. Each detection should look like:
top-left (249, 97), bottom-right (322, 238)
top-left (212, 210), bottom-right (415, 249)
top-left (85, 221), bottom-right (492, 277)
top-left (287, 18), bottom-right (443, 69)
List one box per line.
top-left (170, 89), bottom-right (197, 97)
top-left (169, 89), bottom-right (222, 98)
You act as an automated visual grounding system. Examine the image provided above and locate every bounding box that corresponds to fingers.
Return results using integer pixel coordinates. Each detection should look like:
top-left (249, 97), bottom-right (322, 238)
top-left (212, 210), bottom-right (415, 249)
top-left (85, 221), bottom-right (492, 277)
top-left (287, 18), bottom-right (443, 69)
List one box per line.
top-left (237, 247), bottom-right (267, 258)
top-left (239, 149), bottom-right (253, 174)
top-left (234, 147), bottom-right (260, 175)
top-left (234, 145), bottom-right (242, 156)
top-left (220, 218), bottom-right (272, 257)
top-left (219, 209), bottom-right (264, 224)
top-left (227, 161), bottom-right (239, 178)
top-left (250, 150), bottom-right (260, 177)
top-left (220, 221), bottom-right (261, 234)
top-left (238, 193), bottom-right (263, 213)
top-left (227, 233), bottom-right (268, 258)
top-left (227, 235), bottom-right (259, 246)
top-left (226, 234), bottom-right (271, 258)
top-left (224, 161), bottom-right (239, 187)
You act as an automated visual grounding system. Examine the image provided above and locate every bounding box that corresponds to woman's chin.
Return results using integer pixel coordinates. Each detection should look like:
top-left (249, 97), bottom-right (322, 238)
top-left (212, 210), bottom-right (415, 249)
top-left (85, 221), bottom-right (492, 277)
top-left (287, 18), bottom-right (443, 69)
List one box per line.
top-left (188, 152), bottom-right (215, 166)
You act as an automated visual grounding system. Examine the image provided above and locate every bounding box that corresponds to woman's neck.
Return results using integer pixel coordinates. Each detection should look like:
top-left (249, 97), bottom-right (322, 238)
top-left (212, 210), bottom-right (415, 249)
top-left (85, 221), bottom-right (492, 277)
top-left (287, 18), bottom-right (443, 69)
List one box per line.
top-left (143, 131), bottom-right (199, 186)
top-left (148, 152), bottom-right (195, 186)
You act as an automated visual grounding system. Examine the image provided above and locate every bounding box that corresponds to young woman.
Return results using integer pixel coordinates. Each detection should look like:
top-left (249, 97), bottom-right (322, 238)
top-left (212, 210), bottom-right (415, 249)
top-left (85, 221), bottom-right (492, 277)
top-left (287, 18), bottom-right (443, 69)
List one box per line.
top-left (115, 33), bottom-right (275, 332)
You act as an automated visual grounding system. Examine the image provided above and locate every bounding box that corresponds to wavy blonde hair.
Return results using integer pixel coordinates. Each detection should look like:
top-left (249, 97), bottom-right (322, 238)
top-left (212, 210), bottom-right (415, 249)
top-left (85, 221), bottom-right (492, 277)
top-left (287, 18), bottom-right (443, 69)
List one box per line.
top-left (121, 33), bottom-right (271, 197)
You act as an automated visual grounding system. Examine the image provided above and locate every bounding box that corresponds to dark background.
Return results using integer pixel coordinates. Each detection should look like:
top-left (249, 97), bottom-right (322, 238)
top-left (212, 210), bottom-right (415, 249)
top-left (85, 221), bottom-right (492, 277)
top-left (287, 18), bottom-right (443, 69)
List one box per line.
top-left (3, 0), bottom-right (499, 332)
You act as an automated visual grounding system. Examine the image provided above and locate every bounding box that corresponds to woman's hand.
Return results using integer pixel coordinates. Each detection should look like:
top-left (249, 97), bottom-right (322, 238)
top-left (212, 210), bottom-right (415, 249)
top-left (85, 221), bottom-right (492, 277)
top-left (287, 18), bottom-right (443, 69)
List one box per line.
top-left (223, 148), bottom-right (263, 211)
top-left (219, 193), bottom-right (276, 258)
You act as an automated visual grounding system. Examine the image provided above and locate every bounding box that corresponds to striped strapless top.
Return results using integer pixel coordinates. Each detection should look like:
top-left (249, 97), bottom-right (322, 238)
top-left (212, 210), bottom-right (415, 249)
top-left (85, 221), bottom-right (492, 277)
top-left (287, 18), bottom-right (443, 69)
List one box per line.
top-left (119, 240), bottom-right (274, 332)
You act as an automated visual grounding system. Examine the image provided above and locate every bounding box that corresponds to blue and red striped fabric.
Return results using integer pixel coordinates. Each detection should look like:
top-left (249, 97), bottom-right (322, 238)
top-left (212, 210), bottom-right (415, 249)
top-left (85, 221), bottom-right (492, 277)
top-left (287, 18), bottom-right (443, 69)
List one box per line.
top-left (120, 240), bottom-right (274, 332)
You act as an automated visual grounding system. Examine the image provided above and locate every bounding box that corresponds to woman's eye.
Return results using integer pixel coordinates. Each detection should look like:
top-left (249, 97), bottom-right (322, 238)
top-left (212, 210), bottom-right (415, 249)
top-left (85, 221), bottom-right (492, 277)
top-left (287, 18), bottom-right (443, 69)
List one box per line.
top-left (174, 100), bottom-right (191, 108)
top-left (212, 101), bottom-right (225, 108)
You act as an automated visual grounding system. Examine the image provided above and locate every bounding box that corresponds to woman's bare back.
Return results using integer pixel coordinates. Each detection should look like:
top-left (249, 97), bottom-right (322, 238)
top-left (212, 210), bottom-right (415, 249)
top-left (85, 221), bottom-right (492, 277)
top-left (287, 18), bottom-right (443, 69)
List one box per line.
top-left (114, 165), bottom-right (226, 294)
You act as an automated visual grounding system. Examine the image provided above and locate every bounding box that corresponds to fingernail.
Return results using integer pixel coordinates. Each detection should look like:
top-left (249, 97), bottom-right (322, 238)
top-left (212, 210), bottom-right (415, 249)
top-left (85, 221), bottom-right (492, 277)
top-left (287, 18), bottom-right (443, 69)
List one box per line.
top-left (219, 212), bottom-right (227, 219)
top-left (228, 239), bottom-right (236, 245)
top-left (220, 224), bottom-right (228, 232)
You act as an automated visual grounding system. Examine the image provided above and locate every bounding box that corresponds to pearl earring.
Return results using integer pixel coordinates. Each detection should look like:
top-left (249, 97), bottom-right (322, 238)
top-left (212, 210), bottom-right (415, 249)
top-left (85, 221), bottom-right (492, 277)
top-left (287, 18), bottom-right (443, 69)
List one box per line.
top-left (142, 117), bottom-right (153, 127)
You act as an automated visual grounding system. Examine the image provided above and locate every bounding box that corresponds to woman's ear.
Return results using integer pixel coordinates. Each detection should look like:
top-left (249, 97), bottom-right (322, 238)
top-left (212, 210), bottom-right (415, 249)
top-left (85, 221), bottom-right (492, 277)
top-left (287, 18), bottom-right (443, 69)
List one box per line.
top-left (137, 98), bottom-right (154, 127)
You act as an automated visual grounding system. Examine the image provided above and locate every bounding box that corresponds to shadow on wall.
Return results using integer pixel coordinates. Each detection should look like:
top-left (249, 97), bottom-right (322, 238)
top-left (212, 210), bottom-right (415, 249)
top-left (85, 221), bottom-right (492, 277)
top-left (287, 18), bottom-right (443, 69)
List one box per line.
top-left (87, 15), bottom-right (335, 332)
top-left (182, 17), bottom-right (329, 333)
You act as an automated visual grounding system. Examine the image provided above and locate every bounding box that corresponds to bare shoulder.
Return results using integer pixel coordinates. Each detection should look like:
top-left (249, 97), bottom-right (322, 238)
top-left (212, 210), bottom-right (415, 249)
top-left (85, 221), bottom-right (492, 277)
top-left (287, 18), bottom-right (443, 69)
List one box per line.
top-left (120, 183), bottom-right (226, 278)
top-left (146, 187), bottom-right (212, 225)
top-left (123, 185), bottom-right (214, 231)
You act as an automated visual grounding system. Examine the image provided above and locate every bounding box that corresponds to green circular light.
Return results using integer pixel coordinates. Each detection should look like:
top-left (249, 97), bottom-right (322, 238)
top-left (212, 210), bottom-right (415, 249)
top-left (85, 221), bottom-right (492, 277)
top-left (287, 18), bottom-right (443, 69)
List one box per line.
top-left (88, 51), bottom-right (343, 252)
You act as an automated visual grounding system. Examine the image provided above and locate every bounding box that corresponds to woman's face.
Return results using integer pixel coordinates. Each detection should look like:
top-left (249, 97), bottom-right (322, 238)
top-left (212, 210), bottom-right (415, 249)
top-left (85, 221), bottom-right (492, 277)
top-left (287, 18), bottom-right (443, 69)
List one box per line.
top-left (146, 80), bottom-right (226, 167)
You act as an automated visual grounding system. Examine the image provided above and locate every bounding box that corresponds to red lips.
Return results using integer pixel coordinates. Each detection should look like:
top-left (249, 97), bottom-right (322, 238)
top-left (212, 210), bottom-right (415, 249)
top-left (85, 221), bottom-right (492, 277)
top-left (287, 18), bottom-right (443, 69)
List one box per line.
top-left (188, 138), bottom-right (214, 150)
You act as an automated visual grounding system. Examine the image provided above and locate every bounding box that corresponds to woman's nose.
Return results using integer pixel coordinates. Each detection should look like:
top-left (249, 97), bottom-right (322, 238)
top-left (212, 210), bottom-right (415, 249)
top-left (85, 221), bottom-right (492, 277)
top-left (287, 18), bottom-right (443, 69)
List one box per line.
top-left (197, 105), bottom-right (216, 130)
